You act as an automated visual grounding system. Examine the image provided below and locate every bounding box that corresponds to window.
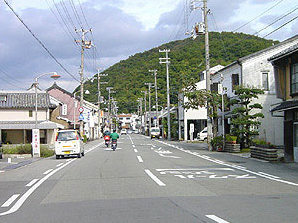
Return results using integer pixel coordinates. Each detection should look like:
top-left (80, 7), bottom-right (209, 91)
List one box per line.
top-left (29, 110), bottom-right (33, 117)
top-left (262, 72), bottom-right (269, 91)
top-left (0, 95), bottom-right (7, 102)
top-left (291, 63), bottom-right (298, 95)
top-left (211, 83), bottom-right (218, 93)
top-left (232, 74), bottom-right (239, 90)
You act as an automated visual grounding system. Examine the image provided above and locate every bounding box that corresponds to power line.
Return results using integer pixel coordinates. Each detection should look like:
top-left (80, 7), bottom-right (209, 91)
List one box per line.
top-left (3, 0), bottom-right (80, 83)
top-left (233, 0), bottom-right (285, 32)
top-left (0, 76), bottom-right (27, 90)
top-left (263, 14), bottom-right (298, 38)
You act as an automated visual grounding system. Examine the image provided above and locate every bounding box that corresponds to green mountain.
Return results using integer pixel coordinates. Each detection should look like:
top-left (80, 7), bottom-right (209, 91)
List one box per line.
top-left (83, 32), bottom-right (278, 113)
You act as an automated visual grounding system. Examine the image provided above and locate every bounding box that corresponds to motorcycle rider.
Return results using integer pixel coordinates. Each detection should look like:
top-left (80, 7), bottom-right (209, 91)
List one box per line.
top-left (110, 129), bottom-right (119, 149)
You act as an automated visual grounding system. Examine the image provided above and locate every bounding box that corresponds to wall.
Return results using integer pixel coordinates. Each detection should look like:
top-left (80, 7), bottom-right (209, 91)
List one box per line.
top-left (0, 108), bottom-right (48, 121)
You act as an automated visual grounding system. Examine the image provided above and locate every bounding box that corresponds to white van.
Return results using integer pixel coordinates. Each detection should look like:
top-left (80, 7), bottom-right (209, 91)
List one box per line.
top-left (150, 127), bottom-right (160, 139)
top-left (197, 127), bottom-right (207, 141)
top-left (55, 130), bottom-right (84, 159)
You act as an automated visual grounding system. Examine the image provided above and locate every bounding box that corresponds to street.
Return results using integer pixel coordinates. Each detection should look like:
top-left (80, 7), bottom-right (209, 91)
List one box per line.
top-left (1, 135), bottom-right (298, 223)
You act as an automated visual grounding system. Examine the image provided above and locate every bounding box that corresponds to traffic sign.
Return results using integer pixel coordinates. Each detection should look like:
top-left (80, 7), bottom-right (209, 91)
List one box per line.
top-left (79, 114), bottom-right (84, 121)
top-left (78, 107), bottom-right (84, 113)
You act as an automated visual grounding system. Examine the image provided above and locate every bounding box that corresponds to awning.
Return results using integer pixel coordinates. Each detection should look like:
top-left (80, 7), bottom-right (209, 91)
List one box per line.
top-left (271, 100), bottom-right (298, 113)
top-left (0, 120), bottom-right (65, 130)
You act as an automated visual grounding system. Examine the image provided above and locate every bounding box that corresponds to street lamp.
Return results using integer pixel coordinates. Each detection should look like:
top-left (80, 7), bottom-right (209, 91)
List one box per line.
top-left (33, 72), bottom-right (60, 157)
top-left (145, 83), bottom-right (154, 130)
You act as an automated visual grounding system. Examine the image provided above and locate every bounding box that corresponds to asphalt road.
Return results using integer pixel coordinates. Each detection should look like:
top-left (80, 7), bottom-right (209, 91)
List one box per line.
top-left (0, 134), bottom-right (298, 223)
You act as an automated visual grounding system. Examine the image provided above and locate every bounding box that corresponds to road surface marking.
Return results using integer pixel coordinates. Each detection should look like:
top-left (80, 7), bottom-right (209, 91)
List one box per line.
top-left (132, 145), bottom-right (135, 148)
top-left (134, 149), bottom-right (138, 153)
top-left (159, 154), bottom-right (180, 158)
top-left (258, 172), bottom-right (279, 179)
top-left (56, 163), bottom-right (64, 167)
top-left (157, 141), bottom-right (298, 187)
top-left (0, 171), bottom-right (4, 173)
top-left (137, 156), bottom-right (143, 163)
top-left (1, 194), bottom-right (20, 208)
top-left (43, 169), bottom-right (53, 175)
top-left (206, 215), bottom-right (230, 223)
top-left (0, 142), bottom-right (104, 216)
top-left (145, 169), bottom-right (166, 186)
top-left (25, 179), bottom-right (39, 187)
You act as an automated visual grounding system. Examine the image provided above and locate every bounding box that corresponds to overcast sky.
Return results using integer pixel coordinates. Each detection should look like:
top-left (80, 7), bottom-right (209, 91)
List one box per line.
top-left (0, 0), bottom-right (297, 92)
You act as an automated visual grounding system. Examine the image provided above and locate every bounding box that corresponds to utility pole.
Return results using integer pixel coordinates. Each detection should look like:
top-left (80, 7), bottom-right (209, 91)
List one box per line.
top-left (145, 83), bottom-right (154, 131)
top-left (203, 0), bottom-right (212, 151)
top-left (97, 69), bottom-right (108, 137)
top-left (76, 28), bottom-right (92, 136)
top-left (149, 69), bottom-right (159, 127)
top-left (106, 87), bottom-right (113, 130)
top-left (142, 90), bottom-right (147, 135)
top-left (159, 49), bottom-right (171, 140)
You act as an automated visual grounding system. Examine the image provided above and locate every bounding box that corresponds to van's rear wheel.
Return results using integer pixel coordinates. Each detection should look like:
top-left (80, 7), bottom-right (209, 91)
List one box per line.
top-left (82, 151), bottom-right (85, 156)
top-left (77, 153), bottom-right (81, 158)
top-left (56, 155), bottom-right (60, 159)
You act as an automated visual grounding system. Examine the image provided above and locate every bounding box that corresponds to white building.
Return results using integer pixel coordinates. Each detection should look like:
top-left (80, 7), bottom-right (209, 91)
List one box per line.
top-left (183, 65), bottom-right (224, 141)
top-left (211, 35), bottom-right (298, 146)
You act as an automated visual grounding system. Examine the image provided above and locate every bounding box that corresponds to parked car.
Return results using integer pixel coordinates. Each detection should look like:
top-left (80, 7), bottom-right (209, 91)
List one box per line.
top-left (55, 130), bottom-right (84, 159)
top-left (127, 129), bottom-right (133, 134)
top-left (197, 127), bottom-right (207, 141)
top-left (134, 129), bottom-right (140, 134)
top-left (150, 127), bottom-right (160, 139)
top-left (120, 129), bottom-right (127, 135)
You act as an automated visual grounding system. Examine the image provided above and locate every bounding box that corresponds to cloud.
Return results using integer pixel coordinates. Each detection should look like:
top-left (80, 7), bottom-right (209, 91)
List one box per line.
top-left (1, 0), bottom-right (297, 92)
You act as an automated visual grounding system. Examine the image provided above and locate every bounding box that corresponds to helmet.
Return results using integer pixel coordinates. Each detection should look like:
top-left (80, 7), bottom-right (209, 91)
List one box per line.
top-left (113, 129), bottom-right (116, 133)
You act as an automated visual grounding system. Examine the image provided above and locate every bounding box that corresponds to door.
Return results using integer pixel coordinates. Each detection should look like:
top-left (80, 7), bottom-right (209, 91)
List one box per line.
top-left (293, 123), bottom-right (298, 162)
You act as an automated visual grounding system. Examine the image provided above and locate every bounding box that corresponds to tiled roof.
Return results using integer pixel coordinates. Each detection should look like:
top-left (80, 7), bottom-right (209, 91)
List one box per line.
top-left (0, 120), bottom-right (65, 129)
top-left (268, 43), bottom-right (298, 61)
top-left (0, 92), bottom-right (50, 109)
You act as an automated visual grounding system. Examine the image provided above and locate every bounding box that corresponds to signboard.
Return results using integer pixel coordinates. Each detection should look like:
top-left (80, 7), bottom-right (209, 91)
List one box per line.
top-left (78, 107), bottom-right (84, 113)
top-left (32, 129), bottom-right (40, 157)
top-left (190, 123), bottom-right (194, 133)
top-left (62, 104), bottom-right (67, 115)
top-left (218, 83), bottom-right (223, 94)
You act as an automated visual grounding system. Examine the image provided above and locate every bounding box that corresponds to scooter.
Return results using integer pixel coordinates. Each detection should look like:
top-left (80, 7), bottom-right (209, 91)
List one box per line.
top-left (111, 140), bottom-right (117, 151)
top-left (104, 135), bottom-right (110, 147)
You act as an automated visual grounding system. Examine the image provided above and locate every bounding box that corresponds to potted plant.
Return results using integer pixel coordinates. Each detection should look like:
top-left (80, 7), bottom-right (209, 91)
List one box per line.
top-left (211, 136), bottom-right (223, 151)
top-left (225, 134), bottom-right (237, 144)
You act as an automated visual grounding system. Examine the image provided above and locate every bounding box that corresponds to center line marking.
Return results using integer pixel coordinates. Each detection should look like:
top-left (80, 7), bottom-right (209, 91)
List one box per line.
top-left (1, 194), bottom-right (20, 208)
top-left (132, 145), bottom-right (136, 148)
top-left (26, 179), bottom-right (39, 187)
top-left (43, 169), bottom-right (53, 175)
top-left (134, 149), bottom-right (138, 153)
top-left (145, 169), bottom-right (166, 186)
top-left (206, 215), bottom-right (230, 223)
top-left (137, 156), bottom-right (143, 163)
top-left (56, 163), bottom-right (64, 167)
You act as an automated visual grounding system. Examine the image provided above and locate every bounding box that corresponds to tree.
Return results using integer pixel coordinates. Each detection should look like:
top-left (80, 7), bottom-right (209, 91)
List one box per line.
top-left (183, 83), bottom-right (227, 138)
top-left (229, 85), bottom-right (264, 148)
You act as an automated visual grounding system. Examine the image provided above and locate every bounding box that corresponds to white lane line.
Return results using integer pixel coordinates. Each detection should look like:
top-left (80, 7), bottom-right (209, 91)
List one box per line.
top-left (206, 215), bottom-right (229, 223)
top-left (258, 172), bottom-right (279, 179)
top-left (157, 140), bottom-right (298, 187)
top-left (0, 171), bottom-right (5, 173)
top-left (145, 169), bottom-right (166, 186)
top-left (0, 158), bottom-right (76, 216)
top-left (43, 169), bottom-right (53, 175)
top-left (56, 163), bottom-right (64, 167)
top-left (1, 194), bottom-right (20, 208)
top-left (132, 145), bottom-right (136, 148)
top-left (137, 156), bottom-right (143, 163)
top-left (25, 179), bottom-right (39, 187)
top-left (134, 149), bottom-right (138, 153)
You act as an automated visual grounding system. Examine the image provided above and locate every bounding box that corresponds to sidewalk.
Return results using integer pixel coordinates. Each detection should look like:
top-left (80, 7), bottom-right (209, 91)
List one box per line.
top-left (160, 138), bottom-right (298, 171)
top-left (0, 155), bottom-right (41, 171)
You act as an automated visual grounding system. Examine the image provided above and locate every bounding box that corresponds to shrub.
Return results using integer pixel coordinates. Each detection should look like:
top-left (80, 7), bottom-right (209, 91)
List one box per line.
top-left (211, 136), bottom-right (223, 149)
top-left (225, 134), bottom-right (237, 142)
top-left (3, 144), bottom-right (31, 154)
top-left (82, 135), bottom-right (88, 143)
top-left (252, 139), bottom-right (275, 148)
top-left (40, 145), bottom-right (55, 158)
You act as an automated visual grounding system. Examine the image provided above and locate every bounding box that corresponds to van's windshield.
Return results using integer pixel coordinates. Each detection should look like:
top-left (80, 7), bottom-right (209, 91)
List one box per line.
top-left (151, 129), bottom-right (160, 132)
top-left (57, 131), bottom-right (77, 141)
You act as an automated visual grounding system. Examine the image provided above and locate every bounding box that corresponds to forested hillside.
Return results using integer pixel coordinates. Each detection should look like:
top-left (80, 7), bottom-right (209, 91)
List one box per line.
top-left (83, 32), bottom-right (278, 113)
